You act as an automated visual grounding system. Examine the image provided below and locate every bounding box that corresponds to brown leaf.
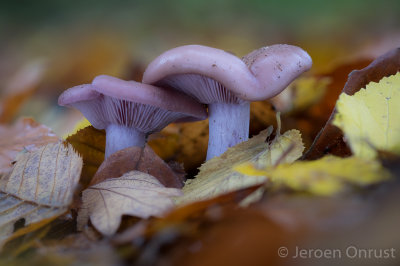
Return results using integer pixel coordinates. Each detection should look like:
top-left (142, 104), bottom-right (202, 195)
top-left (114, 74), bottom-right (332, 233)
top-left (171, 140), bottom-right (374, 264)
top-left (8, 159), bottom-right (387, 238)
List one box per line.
top-left (0, 60), bottom-right (46, 123)
top-left (118, 185), bottom-right (291, 266)
top-left (149, 120), bottom-right (209, 172)
top-left (152, 207), bottom-right (293, 266)
top-left (304, 47), bottom-right (400, 159)
top-left (78, 171), bottom-right (182, 236)
top-left (90, 145), bottom-right (185, 189)
top-left (249, 101), bottom-right (277, 136)
top-left (0, 118), bottom-right (59, 176)
top-left (0, 142), bottom-right (82, 248)
top-left (112, 184), bottom-right (262, 245)
top-left (66, 126), bottom-right (105, 187)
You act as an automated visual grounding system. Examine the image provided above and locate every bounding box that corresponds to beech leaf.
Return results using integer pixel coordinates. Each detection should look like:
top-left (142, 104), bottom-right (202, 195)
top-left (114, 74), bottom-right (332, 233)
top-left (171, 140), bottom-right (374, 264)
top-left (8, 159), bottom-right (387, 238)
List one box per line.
top-left (66, 125), bottom-right (105, 186)
top-left (78, 171), bottom-right (182, 236)
top-left (0, 118), bottom-right (59, 176)
top-left (333, 72), bottom-right (400, 158)
top-left (178, 126), bottom-right (304, 205)
top-left (236, 155), bottom-right (391, 196)
top-left (0, 142), bottom-right (82, 248)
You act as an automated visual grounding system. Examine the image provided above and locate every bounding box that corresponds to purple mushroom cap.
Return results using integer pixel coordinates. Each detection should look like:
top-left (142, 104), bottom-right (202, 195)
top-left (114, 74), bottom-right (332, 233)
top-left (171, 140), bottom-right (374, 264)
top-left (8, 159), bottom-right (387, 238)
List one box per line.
top-left (59, 75), bottom-right (207, 158)
top-left (142, 44), bottom-right (312, 160)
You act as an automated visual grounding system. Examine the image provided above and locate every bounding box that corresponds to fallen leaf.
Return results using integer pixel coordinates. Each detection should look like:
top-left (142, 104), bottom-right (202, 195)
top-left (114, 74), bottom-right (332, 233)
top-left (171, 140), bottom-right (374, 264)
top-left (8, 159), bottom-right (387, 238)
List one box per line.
top-left (0, 118), bottom-right (59, 176)
top-left (62, 118), bottom-right (91, 139)
top-left (305, 47), bottom-right (400, 159)
top-left (66, 126), bottom-right (105, 186)
top-left (333, 72), bottom-right (400, 158)
top-left (112, 184), bottom-right (261, 245)
top-left (78, 171), bottom-right (182, 236)
top-left (0, 142), bottom-right (82, 248)
top-left (90, 145), bottom-right (185, 188)
top-left (177, 126), bottom-right (304, 205)
top-left (236, 155), bottom-right (391, 196)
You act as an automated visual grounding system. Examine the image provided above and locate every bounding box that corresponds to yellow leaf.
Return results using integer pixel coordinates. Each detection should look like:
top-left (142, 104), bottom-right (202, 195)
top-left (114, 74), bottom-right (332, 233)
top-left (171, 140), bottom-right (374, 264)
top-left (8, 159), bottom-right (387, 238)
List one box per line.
top-left (78, 171), bottom-right (182, 236)
top-left (0, 142), bottom-right (82, 248)
top-left (177, 127), bottom-right (304, 205)
top-left (236, 156), bottom-right (391, 196)
top-left (66, 126), bottom-right (105, 186)
top-left (333, 72), bottom-right (400, 158)
top-left (62, 118), bottom-right (91, 139)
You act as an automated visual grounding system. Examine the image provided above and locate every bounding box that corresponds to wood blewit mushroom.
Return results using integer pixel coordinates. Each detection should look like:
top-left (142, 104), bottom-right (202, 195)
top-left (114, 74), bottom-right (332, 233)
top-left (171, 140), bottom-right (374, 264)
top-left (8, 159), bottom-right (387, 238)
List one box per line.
top-left (58, 75), bottom-right (207, 158)
top-left (142, 44), bottom-right (312, 160)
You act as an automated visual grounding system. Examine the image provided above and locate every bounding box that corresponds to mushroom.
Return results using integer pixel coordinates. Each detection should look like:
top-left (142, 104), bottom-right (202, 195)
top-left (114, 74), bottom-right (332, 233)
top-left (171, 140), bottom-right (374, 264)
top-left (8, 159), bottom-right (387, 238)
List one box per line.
top-left (58, 75), bottom-right (207, 158)
top-left (142, 44), bottom-right (312, 160)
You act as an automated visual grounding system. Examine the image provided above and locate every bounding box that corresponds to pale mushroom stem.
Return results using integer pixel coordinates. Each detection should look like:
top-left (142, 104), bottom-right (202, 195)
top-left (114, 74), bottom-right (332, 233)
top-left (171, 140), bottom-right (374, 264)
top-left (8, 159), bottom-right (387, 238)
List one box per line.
top-left (207, 102), bottom-right (250, 160)
top-left (105, 124), bottom-right (146, 158)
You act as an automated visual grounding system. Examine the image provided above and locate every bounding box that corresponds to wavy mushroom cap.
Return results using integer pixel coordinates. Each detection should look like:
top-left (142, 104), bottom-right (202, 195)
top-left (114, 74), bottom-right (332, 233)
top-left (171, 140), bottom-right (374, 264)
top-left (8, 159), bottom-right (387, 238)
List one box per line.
top-left (142, 44), bottom-right (312, 102)
top-left (58, 75), bottom-right (207, 132)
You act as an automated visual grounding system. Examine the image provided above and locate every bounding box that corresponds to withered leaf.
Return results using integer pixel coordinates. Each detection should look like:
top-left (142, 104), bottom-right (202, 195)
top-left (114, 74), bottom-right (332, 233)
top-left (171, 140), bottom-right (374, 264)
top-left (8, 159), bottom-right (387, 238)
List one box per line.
top-left (305, 47), bottom-right (400, 159)
top-left (178, 127), bottom-right (304, 205)
top-left (78, 171), bottom-right (182, 236)
top-left (112, 184), bottom-right (262, 245)
top-left (66, 126), bottom-right (105, 186)
top-left (236, 155), bottom-right (391, 196)
top-left (90, 145), bottom-right (185, 188)
top-left (0, 142), bottom-right (82, 248)
top-left (0, 118), bottom-right (59, 176)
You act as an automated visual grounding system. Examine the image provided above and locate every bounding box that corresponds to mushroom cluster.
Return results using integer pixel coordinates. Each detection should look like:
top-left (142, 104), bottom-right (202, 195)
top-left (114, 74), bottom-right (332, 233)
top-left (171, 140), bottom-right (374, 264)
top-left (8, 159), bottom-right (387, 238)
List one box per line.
top-left (59, 44), bottom-right (312, 161)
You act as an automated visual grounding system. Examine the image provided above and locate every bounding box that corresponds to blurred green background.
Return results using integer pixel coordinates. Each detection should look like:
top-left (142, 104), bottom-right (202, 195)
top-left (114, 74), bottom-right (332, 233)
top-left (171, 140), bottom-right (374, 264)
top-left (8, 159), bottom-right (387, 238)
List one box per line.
top-left (1, 0), bottom-right (400, 133)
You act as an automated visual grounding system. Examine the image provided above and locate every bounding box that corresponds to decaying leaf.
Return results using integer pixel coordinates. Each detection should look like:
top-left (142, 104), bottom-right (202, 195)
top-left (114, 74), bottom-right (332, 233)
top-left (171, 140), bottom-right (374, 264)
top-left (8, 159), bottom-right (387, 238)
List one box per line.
top-left (0, 142), bottom-right (82, 248)
top-left (305, 47), bottom-right (400, 159)
top-left (177, 126), bottom-right (304, 205)
top-left (0, 118), bottom-right (59, 176)
top-left (78, 171), bottom-right (182, 236)
top-left (333, 72), bottom-right (400, 158)
top-left (66, 126), bottom-right (105, 186)
top-left (236, 155), bottom-right (391, 196)
top-left (90, 145), bottom-right (185, 188)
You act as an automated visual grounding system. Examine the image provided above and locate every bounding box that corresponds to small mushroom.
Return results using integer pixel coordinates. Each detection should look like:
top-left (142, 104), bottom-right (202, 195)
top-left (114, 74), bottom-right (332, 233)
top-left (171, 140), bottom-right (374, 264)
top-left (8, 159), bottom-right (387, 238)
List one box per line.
top-left (142, 44), bottom-right (312, 160)
top-left (58, 75), bottom-right (207, 158)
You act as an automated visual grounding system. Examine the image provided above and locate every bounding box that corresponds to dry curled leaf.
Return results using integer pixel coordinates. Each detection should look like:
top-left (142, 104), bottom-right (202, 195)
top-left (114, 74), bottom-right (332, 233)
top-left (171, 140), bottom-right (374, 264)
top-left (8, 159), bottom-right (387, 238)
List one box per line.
top-left (90, 145), bottom-right (185, 188)
top-left (0, 142), bottom-right (82, 248)
top-left (178, 127), bottom-right (304, 205)
top-left (0, 118), bottom-right (59, 176)
top-left (78, 171), bottom-right (182, 236)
